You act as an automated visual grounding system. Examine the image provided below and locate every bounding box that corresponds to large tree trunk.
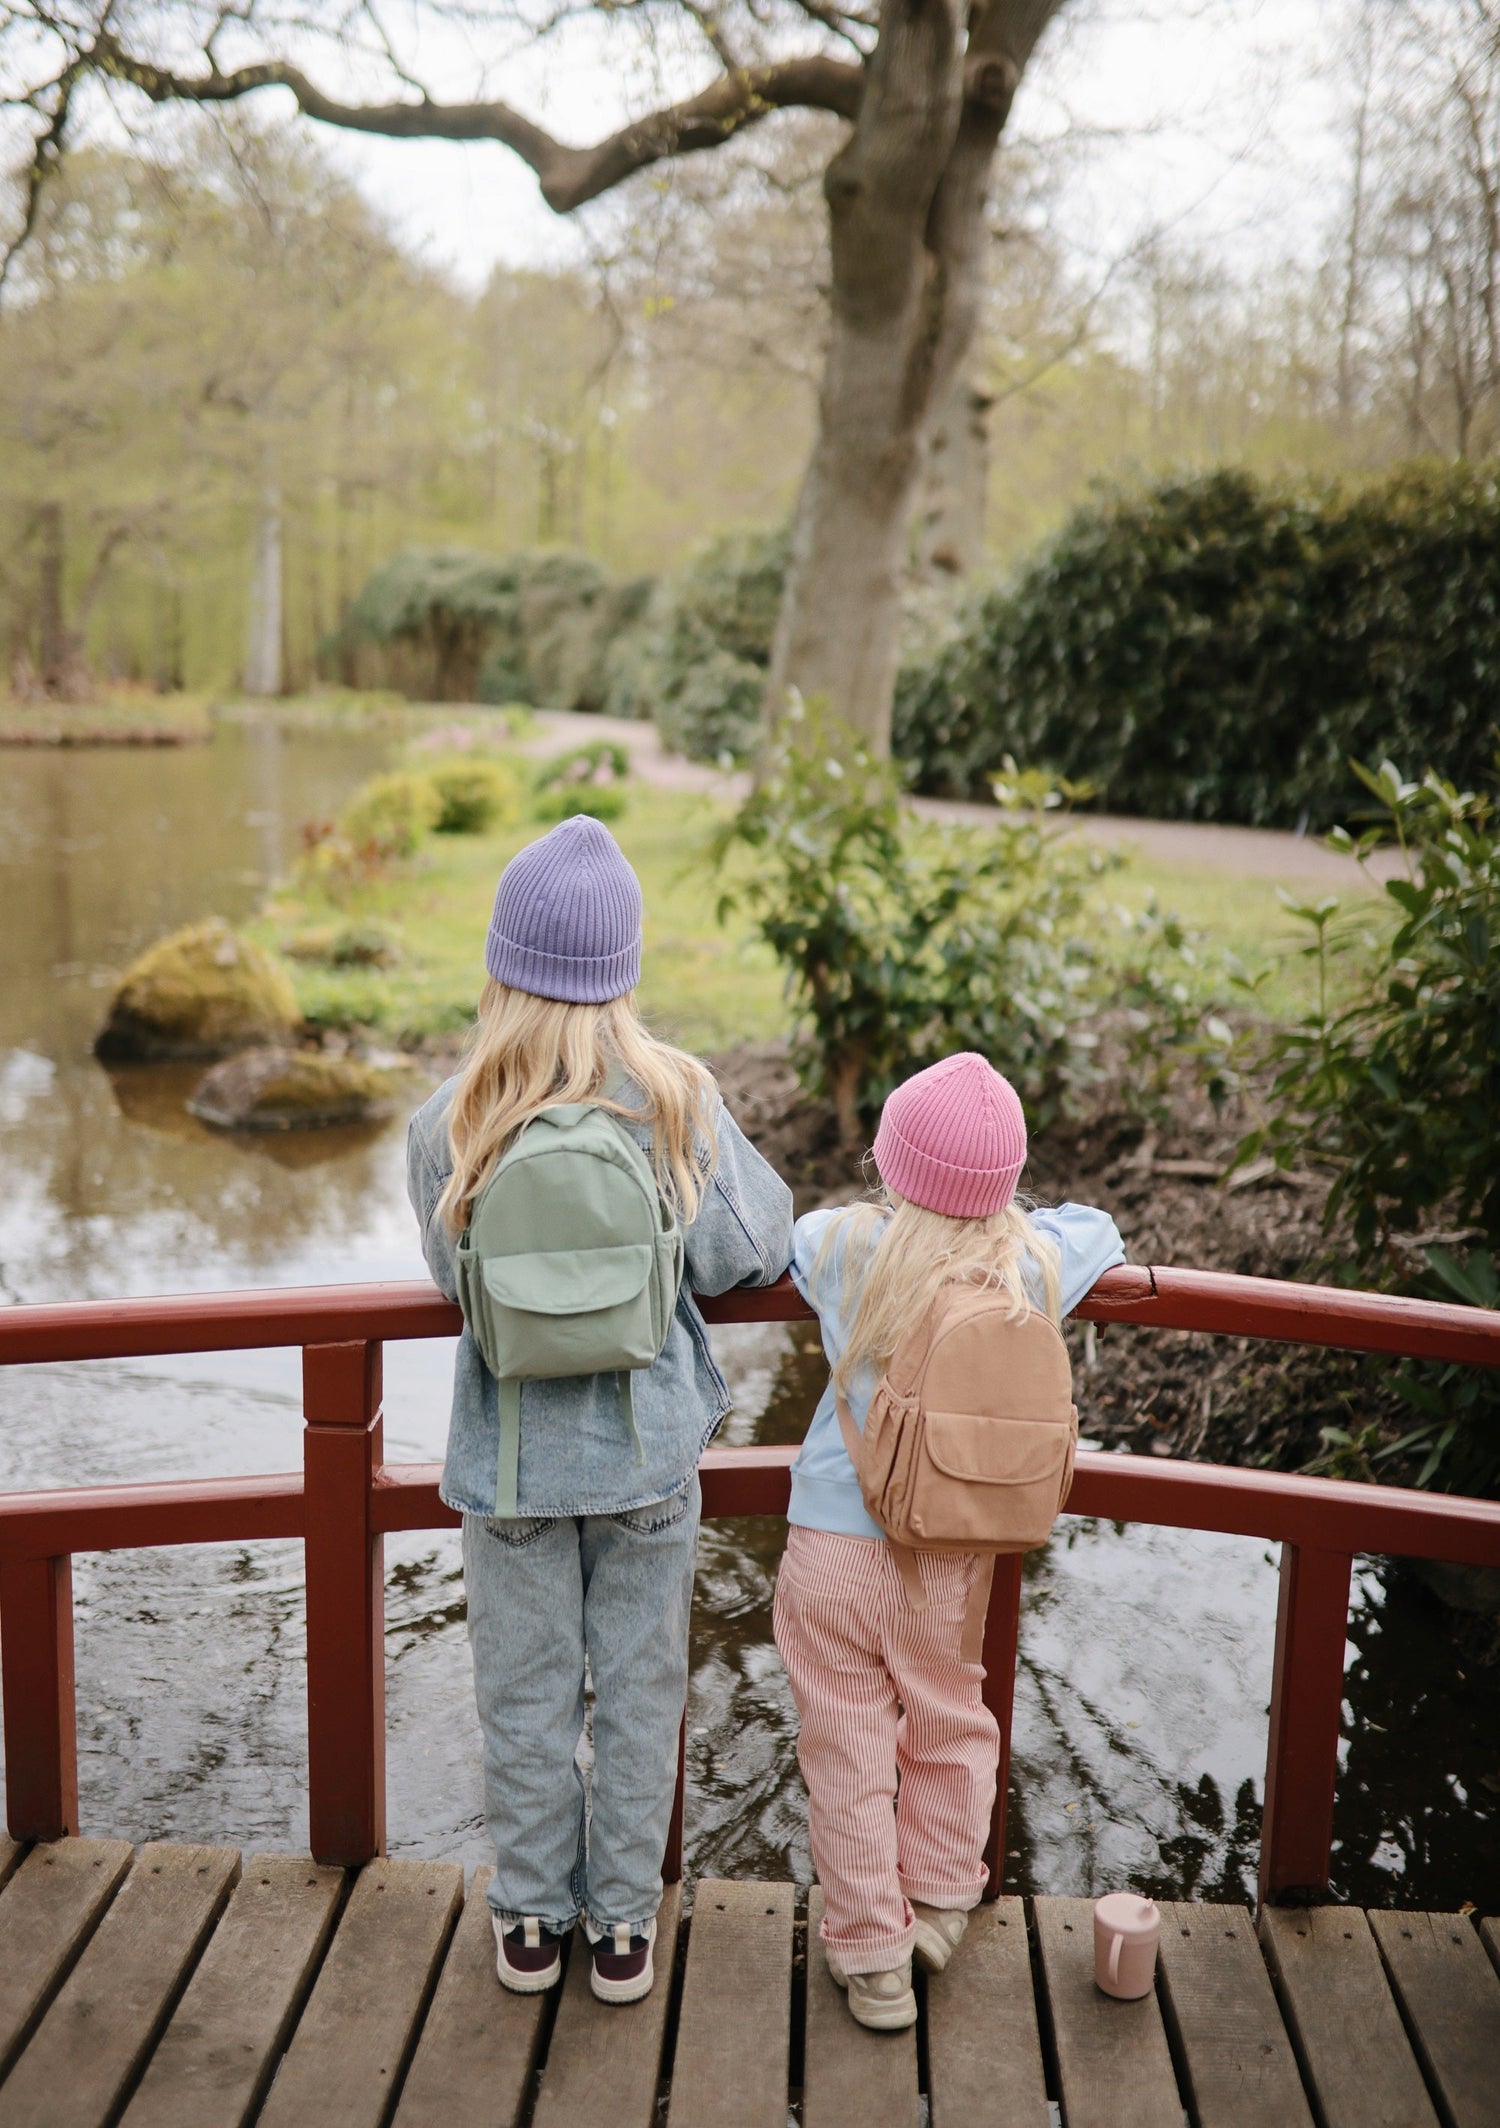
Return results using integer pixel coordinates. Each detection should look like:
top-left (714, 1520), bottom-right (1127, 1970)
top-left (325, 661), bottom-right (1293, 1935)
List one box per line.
top-left (765, 0), bottom-right (1060, 754)
top-left (915, 375), bottom-right (993, 579)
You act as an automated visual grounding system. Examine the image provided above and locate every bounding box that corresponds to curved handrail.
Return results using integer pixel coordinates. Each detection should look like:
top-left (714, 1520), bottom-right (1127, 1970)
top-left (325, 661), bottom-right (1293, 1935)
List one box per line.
top-left (2, 1262), bottom-right (1498, 1367)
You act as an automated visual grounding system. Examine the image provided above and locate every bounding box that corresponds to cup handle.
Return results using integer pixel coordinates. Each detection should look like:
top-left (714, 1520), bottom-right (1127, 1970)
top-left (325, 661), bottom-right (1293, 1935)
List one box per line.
top-left (1108, 1933), bottom-right (1122, 1988)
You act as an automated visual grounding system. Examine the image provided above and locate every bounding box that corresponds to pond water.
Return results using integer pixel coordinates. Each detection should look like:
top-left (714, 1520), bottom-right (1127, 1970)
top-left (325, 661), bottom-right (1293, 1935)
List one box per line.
top-left (0, 718), bottom-right (1495, 1910)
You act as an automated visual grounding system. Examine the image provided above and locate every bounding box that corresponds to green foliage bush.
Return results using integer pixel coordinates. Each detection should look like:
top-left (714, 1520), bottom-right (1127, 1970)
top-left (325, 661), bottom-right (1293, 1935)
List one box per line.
top-left (609, 526), bottom-right (789, 761)
top-left (898, 465), bottom-right (1500, 828)
top-left (338, 771), bottom-right (441, 860)
top-left (533, 740), bottom-right (630, 823)
top-left (329, 546), bottom-right (653, 712)
top-left (1243, 758), bottom-right (1500, 1494)
top-left (426, 759), bottom-right (520, 834)
top-left (712, 701), bottom-right (1228, 1145)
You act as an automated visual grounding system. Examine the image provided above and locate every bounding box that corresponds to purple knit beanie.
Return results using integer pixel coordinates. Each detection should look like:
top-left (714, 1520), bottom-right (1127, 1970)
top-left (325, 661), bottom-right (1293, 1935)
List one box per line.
top-left (872, 1053), bottom-right (1028, 1218)
top-left (484, 816), bottom-right (643, 1003)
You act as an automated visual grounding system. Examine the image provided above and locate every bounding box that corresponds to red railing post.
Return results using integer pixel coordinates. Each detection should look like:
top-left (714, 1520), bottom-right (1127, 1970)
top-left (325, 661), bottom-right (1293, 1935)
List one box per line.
top-left (303, 1340), bottom-right (386, 1866)
top-left (1259, 1541), bottom-right (1353, 1907)
top-left (0, 1555), bottom-right (78, 1841)
top-left (980, 1554), bottom-right (1024, 1901)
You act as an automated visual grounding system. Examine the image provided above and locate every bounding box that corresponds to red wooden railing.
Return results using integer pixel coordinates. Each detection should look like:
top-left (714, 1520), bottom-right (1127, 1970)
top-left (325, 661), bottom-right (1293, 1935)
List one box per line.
top-left (2, 1264), bottom-right (1499, 1908)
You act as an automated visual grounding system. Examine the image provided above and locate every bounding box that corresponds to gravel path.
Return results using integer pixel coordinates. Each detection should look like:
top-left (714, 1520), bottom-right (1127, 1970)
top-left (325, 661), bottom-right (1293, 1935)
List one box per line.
top-left (524, 709), bottom-right (1399, 888)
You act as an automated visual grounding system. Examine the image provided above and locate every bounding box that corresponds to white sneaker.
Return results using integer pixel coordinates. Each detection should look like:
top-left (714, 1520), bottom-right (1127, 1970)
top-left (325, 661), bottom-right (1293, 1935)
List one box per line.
top-left (911, 1903), bottom-right (969, 1974)
top-left (493, 1914), bottom-right (564, 1993)
top-left (827, 1954), bottom-right (918, 2031)
top-left (588, 1915), bottom-right (656, 2004)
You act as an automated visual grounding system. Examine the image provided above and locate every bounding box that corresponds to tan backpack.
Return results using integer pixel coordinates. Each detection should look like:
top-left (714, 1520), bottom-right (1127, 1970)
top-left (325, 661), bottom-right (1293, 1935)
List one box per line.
top-left (835, 1284), bottom-right (1079, 1661)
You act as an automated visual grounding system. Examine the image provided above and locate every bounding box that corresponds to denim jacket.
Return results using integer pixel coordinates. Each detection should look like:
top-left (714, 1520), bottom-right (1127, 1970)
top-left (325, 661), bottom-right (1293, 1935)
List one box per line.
top-left (406, 1076), bottom-right (794, 1517)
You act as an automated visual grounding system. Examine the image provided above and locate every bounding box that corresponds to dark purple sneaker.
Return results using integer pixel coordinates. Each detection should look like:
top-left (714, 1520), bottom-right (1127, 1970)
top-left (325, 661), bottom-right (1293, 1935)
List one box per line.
top-left (589, 1916), bottom-right (656, 2004)
top-left (493, 1914), bottom-right (565, 1993)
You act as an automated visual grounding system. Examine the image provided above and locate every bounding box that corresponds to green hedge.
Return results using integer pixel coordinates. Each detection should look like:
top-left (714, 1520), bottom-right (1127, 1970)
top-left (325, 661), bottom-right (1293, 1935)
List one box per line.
top-left (326, 546), bottom-right (652, 712)
top-left (606, 525), bottom-right (789, 761)
top-left (896, 465), bottom-right (1500, 828)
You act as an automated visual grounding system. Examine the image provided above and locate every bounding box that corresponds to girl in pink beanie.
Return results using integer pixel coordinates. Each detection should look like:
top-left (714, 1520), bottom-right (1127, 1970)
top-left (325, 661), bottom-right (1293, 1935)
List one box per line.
top-left (773, 1053), bottom-right (1123, 2030)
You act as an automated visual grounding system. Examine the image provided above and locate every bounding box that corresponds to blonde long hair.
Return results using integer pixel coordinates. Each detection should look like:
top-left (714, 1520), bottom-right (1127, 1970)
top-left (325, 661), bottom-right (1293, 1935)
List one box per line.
top-left (821, 1191), bottom-right (1062, 1394)
top-left (436, 979), bottom-right (718, 1236)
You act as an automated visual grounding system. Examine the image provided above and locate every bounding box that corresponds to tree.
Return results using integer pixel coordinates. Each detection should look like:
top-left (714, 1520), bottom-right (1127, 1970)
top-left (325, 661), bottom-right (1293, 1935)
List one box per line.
top-left (0, 123), bottom-right (468, 694)
top-left (1, 0), bottom-right (1066, 751)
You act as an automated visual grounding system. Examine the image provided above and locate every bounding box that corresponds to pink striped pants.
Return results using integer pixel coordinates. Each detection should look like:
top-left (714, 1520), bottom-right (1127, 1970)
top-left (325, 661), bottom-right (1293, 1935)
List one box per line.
top-left (773, 1525), bottom-right (998, 1972)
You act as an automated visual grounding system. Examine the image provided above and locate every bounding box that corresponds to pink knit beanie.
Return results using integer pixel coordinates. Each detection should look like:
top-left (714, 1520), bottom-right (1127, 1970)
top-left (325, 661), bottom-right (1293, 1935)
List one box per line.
top-left (872, 1053), bottom-right (1028, 1218)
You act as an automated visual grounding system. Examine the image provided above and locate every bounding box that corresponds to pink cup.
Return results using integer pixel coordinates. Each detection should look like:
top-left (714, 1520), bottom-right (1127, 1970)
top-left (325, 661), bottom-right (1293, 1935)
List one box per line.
top-left (1093, 1893), bottom-right (1160, 1999)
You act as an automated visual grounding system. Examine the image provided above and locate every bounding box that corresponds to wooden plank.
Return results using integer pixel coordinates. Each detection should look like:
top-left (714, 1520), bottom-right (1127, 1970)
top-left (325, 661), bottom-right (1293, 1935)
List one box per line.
top-left (0, 1838), bottom-right (134, 2080)
top-left (1259, 1905), bottom-right (1439, 2128)
top-left (256, 1857), bottom-right (462, 2128)
top-left (394, 1867), bottom-right (548, 2128)
top-left (119, 1853), bottom-right (345, 2128)
top-left (1483, 1916), bottom-right (1500, 1981)
top-left (1368, 1910), bottom-right (1500, 2128)
top-left (0, 1841), bottom-right (238, 2128)
top-left (1156, 1901), bottom-right (1313, 2128)
top-left (925, 1898), bottom-right (1048, 2128)
top-left (800, 1886), bottom-right (919, 2128)
top-left (667, 1879), bottom-right (793, 2128)
top-left (0, 1839), bottom-right (22, 1896)
top-left (1032, 1896), bottom-right (1181, 2128)
top-left (530, 1881), bottom-right (681, 2128)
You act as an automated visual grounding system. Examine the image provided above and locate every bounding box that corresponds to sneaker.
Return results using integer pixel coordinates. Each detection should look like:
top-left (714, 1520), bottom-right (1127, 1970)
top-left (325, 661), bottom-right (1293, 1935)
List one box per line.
top-left (589, 1917), bottom-right (656, 2005)
top-left (493, 1914), bottom-right (565, 1994)
top-left (827, 1954), bottom-right (918, 2031)
top-left (911, 1903), bottom-right (969, 1974)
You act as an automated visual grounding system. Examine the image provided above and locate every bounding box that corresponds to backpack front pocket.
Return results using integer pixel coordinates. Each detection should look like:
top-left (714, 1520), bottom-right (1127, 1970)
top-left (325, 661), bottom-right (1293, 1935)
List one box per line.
top-left (477, 1244), bottom-right (661, 1378)
top-left (910, 1411), bottom-right (1076, 1548)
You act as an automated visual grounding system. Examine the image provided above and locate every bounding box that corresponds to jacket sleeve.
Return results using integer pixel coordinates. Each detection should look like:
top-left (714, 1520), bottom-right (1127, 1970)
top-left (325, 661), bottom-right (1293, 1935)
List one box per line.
top-left (1027, 1202), bottom-right (1126, 1318)
top-left (683, 1099), bottom-right (795, 1297)
top-left (406, 1106), bottom-right (460, 1304)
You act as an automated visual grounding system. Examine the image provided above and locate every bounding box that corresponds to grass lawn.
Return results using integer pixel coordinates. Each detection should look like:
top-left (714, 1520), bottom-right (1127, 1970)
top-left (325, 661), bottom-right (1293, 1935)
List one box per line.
top-left (248, 720), bottom-right (1392, 1051)
top-left (1092, 853), bottom-right (1396, 1023)
top-left (252, 773), bottom-right (790, 1054)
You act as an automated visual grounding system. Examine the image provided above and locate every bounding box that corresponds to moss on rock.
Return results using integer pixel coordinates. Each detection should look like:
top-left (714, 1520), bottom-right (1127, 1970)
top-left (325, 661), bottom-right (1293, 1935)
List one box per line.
top-left (187, 1047), bottom-right (401, 1131)
top-left (96, 920), bottom-right (302, 1061)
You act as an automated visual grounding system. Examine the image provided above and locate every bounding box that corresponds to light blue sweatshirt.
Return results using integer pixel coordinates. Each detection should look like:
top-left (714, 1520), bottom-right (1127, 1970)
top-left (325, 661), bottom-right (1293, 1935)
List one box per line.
top-left (787, 1202), bottom-right (1126, 1539)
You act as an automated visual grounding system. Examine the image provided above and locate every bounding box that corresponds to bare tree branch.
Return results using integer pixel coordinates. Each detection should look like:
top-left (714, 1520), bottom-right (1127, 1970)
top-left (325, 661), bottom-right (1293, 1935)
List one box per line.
top-left (53, 27), bottom-right (865, 213)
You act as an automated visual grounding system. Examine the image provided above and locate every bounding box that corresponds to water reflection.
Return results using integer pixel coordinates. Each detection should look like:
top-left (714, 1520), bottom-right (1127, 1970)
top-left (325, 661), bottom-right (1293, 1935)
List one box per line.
top-left (0, 723), bottom-right (1495, 1910)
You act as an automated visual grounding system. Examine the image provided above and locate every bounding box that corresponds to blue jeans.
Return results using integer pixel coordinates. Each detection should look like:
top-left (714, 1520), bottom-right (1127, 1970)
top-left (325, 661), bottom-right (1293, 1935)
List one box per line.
top-left (462, 1473), bottom-right (699, 1936)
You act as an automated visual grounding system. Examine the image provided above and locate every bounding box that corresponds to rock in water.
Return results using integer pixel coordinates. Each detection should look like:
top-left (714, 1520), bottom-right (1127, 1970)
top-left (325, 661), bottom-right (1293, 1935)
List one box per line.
top-left (96, 920), bottom-right (301, 1061)
top-left (188, 1048), bottom-right (401, 1131)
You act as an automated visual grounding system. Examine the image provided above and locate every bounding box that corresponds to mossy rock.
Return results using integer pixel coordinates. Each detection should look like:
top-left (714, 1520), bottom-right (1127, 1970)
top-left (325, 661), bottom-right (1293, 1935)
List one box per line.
top-left (96, 920), bottom-right (301, 1061)
top-left (187, 1048), bottom-right (402, 1131)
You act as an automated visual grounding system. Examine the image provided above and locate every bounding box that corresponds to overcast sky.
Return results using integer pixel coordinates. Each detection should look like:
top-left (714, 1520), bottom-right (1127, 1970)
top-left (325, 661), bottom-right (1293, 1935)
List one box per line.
top-left (307, 0), bottom-right (1349, 288)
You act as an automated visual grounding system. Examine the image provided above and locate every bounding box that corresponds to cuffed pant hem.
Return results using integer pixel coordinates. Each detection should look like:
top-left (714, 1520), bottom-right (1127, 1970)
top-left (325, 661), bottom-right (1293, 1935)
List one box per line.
top-left (584, 1905), bottom-right (659, 1942)
top-left (821, 1920), bottom-right (917, 1975)
top-left (899, 1874), bottom-right (986, 1913)
top-left (487, 1899), bottom-right (581, 1936)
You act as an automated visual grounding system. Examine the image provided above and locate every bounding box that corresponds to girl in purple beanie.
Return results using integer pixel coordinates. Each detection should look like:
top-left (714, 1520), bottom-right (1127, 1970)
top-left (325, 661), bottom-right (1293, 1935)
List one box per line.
top-left (406, 815), bottom-right (792, 2006)
top-left (773, 1053), bottom-right (1123, 2031)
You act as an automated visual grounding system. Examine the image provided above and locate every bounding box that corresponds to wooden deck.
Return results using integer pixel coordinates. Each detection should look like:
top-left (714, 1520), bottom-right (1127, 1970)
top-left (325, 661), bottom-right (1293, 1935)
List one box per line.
top-left (1, 1839), bottom-right (1498, 2128)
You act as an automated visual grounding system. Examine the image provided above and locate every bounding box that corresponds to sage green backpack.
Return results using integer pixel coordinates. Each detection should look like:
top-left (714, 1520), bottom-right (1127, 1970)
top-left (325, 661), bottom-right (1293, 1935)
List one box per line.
top-left (454, 1102), bottom-right (684, 1515)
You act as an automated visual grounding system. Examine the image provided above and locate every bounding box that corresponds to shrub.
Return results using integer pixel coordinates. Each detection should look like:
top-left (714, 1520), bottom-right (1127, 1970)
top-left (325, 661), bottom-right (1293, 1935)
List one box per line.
top-left (897, 464), bottom-right (1500, 828)
top-left (610, 526), bottom-right (789, 761)
top-left (711, 700), bottom-right (1226, 1144)
top-left (425, 760), bottom-right (520, 835)
top-left (327, 545), bottom-right (653, 711)
top-left (1242, 757), bottom-right (1500, 1494)
top-left (533, 741), bottom-right (630, 824)
top-left (338, 772), bottom-right (441, 860)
